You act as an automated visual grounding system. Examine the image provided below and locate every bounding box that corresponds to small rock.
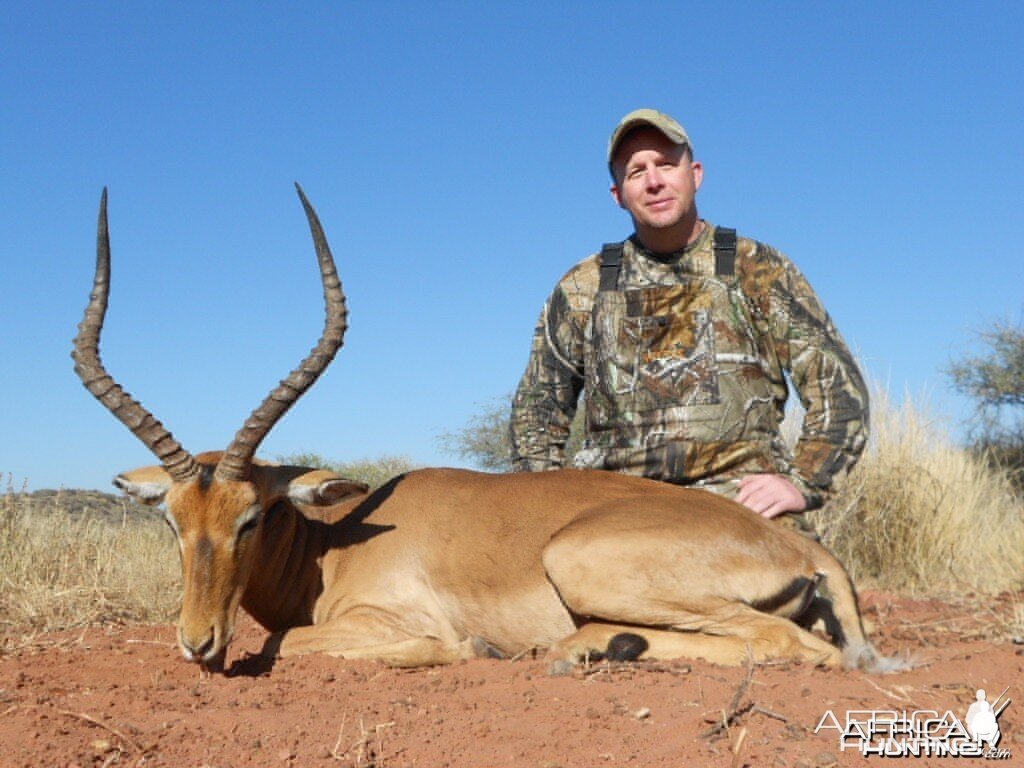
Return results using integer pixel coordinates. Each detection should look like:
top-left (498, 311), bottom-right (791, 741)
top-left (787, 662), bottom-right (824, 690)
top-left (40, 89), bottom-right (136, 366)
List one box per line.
top-left (784, 723), bottom-right (807, 741)
top-left (814, 751), bottom-right (838, 767)
top-left (633, 707), bottom-right (651, 720)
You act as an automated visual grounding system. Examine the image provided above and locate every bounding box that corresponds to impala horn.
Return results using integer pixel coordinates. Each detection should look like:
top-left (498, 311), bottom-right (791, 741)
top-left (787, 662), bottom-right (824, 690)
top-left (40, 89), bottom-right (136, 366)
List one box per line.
top-left (72, 188), bottom-right (200, 482)
top-left (72, 184), bottom-right (348, 484)
top-left (215, 184), bottom-right (348, 481)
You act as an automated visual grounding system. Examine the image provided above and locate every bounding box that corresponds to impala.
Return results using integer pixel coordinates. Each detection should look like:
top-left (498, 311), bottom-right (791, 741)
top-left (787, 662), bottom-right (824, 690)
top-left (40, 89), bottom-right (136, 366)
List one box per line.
top-left (73, 186), bottom-right (902, 674)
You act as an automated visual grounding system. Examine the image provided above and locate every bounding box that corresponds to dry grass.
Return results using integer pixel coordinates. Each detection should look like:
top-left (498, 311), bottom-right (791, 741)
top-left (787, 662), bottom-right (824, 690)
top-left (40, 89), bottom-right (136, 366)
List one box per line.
top-left (809, 389), bottom-right (1024, 595)
top-left (2, 392), bottom-right (1022, 645)
top-left (0, 482), bottom-right (179, 651)
top-left (278, 453), bottom-right (420, 490)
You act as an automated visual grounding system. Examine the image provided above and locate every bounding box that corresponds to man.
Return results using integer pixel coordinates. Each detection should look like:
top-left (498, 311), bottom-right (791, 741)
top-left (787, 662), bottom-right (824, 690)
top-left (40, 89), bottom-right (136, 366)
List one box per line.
top-left (510, 108), bottom-right (868, 518)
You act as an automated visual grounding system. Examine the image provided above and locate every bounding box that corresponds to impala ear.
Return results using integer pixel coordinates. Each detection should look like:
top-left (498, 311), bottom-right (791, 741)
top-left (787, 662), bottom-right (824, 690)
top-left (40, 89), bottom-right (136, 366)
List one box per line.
top-left (287, 470), bottom-right (369, 506)
top-left (114, 465), bottom-right (173, 506)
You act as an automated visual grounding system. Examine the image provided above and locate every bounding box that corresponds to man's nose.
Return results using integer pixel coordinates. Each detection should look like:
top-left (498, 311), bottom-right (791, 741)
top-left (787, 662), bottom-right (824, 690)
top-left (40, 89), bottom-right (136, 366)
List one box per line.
top-left (645, 165), bottom-right (665, 189)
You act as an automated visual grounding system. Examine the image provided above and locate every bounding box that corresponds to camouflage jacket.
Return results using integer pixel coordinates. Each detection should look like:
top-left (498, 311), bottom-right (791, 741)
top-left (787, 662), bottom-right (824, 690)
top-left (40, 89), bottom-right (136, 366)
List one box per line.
top-left (509, 223), bottom-right (869, 509)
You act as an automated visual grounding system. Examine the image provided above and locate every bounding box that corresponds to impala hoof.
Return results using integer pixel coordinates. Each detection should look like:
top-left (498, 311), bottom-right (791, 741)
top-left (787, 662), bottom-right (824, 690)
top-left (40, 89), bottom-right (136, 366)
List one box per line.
top-left (604, 632), bottom-right (648, 662)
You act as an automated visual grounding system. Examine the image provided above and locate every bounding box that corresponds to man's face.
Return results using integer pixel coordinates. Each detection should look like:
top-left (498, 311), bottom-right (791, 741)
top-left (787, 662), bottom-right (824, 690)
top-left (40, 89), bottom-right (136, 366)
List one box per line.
top-left (610, 127), bottom-right (703, 249)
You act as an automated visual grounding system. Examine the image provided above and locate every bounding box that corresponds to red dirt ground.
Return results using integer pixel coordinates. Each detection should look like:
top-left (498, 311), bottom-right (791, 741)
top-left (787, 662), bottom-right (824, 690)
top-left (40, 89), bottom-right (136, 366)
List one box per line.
top-left (1, 592), bottom-right (1021, 768)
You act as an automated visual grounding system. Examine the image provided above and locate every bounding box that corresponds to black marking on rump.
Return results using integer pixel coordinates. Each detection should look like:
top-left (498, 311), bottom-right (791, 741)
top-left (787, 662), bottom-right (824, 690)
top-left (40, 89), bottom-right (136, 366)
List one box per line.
top-left (749, 575), bottom-right (818, 616)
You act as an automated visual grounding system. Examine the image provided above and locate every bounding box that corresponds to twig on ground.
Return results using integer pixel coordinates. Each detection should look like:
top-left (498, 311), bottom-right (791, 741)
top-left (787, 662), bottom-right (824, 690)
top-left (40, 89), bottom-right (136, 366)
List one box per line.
top-left (579, 658), bottom-right (693, 680)
top-left (861, 676), bottom-right (916, 703)
top-left (509, 646), bottom-right (542, 662)
top-left (727, 652), bottom-right (755, 716)
top-left (702, 652), bottom-right (755, 740)
top-left (331, 711), bottom-right (395, 767)
top-left (126, 639), bottom-right (176, 648)
top-left (730, 725), bottom-right (748, 768)
top-left (750, 705), bottom-right (789, 723)
top-left (7, 703), bottom-right (147, 754)
top-left (56, 708), bottom-right (147, 755)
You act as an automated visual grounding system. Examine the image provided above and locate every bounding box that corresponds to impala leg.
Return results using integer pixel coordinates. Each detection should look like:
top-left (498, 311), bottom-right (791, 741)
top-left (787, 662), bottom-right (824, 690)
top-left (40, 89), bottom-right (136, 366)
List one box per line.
top-left (542, 502), bottom-right (843, 668)
top-left (324, 636), bottom-right (481, 667)
top-left (269, 611), bottom-right (488, 667)
top-left (681, 604), bottom-right (842, 666)
top-left (545, 622), bottom-right (758, 670)
top-left (546, 613), bottom-right (840, 672)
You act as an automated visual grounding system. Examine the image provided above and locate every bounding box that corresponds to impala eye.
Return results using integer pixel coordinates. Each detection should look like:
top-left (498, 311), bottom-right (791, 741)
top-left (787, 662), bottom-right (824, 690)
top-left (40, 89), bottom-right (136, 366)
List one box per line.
top-left (236, 506), bottom-right (263, 538)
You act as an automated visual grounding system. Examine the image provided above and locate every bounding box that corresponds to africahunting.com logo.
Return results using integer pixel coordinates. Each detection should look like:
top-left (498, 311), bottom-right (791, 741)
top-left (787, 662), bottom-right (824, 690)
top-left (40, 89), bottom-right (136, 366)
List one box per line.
top-left (815, 687), bottom-right (1012, 759)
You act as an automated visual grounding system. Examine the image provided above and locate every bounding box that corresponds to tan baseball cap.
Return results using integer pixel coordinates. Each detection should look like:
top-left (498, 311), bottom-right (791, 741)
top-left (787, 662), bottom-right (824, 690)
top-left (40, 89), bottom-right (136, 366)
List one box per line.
top-left (607, 108), bottom-right (691, 171)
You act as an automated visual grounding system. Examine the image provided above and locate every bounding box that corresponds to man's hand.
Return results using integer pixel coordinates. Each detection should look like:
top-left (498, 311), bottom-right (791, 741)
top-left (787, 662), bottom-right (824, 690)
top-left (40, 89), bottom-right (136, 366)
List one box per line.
top-left (736, 474), bottom-right (807, 518)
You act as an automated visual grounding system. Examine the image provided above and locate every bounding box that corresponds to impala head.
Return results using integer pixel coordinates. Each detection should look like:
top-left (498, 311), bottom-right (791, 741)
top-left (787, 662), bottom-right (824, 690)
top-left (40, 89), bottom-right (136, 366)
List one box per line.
top-left (72, 186), bottom-right (367, 670)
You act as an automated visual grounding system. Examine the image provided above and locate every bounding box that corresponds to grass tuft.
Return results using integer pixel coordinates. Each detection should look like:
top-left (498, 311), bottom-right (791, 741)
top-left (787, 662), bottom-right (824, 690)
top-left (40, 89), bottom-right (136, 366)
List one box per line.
top-left (809, 390), bottom-right (1024, 595)
top-left (0, 481), bottom-right (179, 651)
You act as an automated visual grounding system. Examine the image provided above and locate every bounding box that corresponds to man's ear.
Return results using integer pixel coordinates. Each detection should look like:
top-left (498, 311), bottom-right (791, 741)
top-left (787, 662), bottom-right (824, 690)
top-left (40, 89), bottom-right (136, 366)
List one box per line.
top-left (610, 183), bottom-right (625, 209)
top-left (114, 465), bottom-right (173, 505)
top-left (691, 160), bottom-right (704, 191)
top-left (287, 470), bottom-right (369, 506)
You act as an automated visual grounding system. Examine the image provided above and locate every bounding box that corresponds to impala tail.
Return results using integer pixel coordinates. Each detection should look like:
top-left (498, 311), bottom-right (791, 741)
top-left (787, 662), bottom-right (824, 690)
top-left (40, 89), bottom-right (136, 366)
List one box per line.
top-left (809, 549), bottom-right (914, 674)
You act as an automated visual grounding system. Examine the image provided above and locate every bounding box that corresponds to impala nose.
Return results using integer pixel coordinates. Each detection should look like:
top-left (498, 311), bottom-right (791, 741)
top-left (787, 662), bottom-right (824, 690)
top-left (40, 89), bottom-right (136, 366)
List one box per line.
top-left (180, 630), bottom-right (215, 663)
top-left (180, 627), bottom-right (229, 672)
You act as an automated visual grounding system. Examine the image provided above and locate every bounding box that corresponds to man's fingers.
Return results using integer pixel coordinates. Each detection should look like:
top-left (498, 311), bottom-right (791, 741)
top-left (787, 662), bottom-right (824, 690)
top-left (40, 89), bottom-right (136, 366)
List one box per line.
top-left (735, 474), bottom-right (806, 516)
top-left (760, 501), bottom-right (788, 519)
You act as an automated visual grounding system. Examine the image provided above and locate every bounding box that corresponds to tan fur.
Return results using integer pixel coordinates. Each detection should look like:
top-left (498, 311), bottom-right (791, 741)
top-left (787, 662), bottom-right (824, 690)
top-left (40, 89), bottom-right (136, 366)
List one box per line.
top-left (85, 189), bottom-right (894, 673)
top-left (118, 459), bottom-right (889, 672)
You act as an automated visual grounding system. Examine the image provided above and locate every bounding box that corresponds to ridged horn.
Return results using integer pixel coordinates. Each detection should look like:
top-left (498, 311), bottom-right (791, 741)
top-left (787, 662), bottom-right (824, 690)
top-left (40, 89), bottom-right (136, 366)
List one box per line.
top-left (72, 188), bottom-right (200, 482)
top-left (214, 184), bottom-right (348, 482)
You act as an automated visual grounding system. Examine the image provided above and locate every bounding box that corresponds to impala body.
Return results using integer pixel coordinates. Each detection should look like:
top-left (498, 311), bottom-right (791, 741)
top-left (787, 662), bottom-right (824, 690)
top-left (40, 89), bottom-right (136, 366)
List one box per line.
top-left (74, 187), bottom-right (901, 674)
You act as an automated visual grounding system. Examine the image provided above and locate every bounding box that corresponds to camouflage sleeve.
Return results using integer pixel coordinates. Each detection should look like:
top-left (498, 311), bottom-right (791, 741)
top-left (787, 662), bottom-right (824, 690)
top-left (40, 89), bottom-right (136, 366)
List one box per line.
top-left (744, 243), bottom-right (869, 507)
top-left (509, 273), bottom-right (590, 471)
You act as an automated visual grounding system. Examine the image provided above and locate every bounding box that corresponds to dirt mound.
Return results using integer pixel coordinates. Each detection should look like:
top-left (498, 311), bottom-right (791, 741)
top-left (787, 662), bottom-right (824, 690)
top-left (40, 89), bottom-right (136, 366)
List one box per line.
top-left (3, 488), bottom-right (159, 526)
top-left (0, 592), bottom-right (1021, 767)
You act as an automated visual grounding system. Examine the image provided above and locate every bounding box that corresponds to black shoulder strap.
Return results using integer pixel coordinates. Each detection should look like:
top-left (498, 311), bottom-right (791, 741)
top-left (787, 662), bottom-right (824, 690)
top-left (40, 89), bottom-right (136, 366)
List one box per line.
top-left (714, 227), bottom-right (737, 277)
top-left (598, 242), bottom-right (624, 291)
top-left (601, 231), bottom-right (734, 286)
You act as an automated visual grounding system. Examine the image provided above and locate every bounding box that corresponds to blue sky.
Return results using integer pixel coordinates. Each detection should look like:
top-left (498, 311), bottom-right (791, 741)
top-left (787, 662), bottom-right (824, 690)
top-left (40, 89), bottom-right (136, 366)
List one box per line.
top-left (3, 2), bottom-right (1022, 491)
